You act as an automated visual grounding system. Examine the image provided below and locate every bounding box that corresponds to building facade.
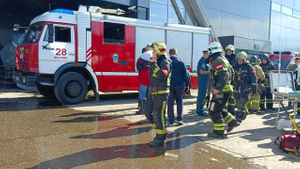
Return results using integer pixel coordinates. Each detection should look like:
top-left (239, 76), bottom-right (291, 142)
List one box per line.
top-left (0, 0), bottom-right (299, 52)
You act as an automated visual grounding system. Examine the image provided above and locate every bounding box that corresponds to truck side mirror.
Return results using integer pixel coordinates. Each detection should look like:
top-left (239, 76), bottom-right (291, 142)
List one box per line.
top-left (48, 24), bottom-right (54, 43)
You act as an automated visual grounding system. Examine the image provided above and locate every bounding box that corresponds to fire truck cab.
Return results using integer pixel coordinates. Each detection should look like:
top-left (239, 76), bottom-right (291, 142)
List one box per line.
top-left (15, 5), bottom-right (210, 104)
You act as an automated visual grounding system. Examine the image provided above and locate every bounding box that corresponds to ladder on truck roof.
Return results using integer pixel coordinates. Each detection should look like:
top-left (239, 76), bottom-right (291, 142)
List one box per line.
top-left (171, 0), bottom-right (223, 52)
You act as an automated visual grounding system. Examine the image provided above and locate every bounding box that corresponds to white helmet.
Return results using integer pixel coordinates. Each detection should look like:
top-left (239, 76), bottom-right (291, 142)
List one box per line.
top-left (208, 42), bottom-right (222, 55)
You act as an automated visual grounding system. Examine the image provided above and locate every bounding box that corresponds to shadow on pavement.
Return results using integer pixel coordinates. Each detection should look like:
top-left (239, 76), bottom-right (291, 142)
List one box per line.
top-left (28, 136), bottom-right (206, 169)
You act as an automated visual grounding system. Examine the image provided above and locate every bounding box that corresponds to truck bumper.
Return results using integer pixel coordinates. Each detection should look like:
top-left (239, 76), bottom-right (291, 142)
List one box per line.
top-left (13, 71), bottom-right (36, 91)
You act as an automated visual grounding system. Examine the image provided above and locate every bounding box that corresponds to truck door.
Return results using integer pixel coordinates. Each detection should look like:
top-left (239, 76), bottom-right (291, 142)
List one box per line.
top-left (39, 24), bottom-right (76, 74)
top-left (92, 22), bottom-right (135, 91)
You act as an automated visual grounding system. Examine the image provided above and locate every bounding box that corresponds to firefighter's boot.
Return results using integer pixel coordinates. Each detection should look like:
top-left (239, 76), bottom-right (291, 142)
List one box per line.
top-left (149, 138), bottom-right (164, 147)
top-left (207, 132), bottom-right (227, 139)
top-left (136, 100), bottom-right (146, 114)
top-left (227, 120), bottom-right (240, 133)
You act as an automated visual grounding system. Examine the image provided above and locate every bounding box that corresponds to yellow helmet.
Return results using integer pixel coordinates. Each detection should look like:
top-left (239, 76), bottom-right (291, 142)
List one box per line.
top-left (151, 41), bottom-right (167, 55)
top-left (225, 44), bottom-right (235, 54)
top-left (236, 51), bottom-right (247, 63)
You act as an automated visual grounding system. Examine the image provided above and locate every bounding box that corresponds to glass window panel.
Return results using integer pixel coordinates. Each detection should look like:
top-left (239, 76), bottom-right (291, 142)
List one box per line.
top-left (55, 26), bottom-right (71, 43)
top-left (282, 6), bottom-right (292, 15)
top-left (168, 6), bottom-right (179, 24)
top-left (271, 2), bottom-right (281, 12)
top-left (152, 0), bottom-right (167, 4)
top-left (293, 10), bottom-right (300, 18)
top-left (180, 8), bottom-right (185, 19)
top-left (104, 22), bottom-right (125, 45)
top-left (150, 2), bottom-right (167, 23)
top-left (168, 0), bottom-right (184, 8)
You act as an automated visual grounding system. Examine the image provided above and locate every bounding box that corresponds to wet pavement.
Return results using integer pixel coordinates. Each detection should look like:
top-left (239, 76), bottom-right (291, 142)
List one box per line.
top-left (0, 89), bottom-right (255, 169)
top-left (1, 88), bottom-right (299, 168)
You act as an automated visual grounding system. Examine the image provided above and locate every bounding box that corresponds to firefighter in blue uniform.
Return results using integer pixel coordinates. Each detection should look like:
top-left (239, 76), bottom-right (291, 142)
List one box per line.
top-left (225, 44), bottom-right (236, 115)
top-left (196, 49), bottom-right (210, 116)
top-left (234, 51), bottom-right (257, 122)
top-left (207, 42), bottom-right (239, 139)
top-left (143, 41), bottom-right (171, 147)
top-left (260, 54), bottom-right (275, 110)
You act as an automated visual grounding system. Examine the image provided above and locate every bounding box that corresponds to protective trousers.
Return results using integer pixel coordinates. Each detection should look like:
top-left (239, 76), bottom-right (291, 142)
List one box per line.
top-left (260, 86), bottom-right (273, 109)
top-left (227, 93), bottom-right (236, 115)
top-left (247, 93), bottom-right (260, 111)
top-left (208, 92), bottom-right (237, 135)
top-left (235, 92), bottom-right (250, 122)
top-left (144, 93), bottom-right (167, 141)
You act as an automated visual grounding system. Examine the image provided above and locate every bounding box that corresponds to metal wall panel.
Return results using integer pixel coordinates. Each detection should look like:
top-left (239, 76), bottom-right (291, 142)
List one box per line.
top-left (220, 12), bottom-right (250, 38)
top-left (287, 28), bottom-right (297, 51)
top-left (279, 27), bottom-right (287, 50)
top-left (200, 0), bottom-right (222, 10)
top-left (286, 15), bottom-right (293, 29)
top-left (137, 0), bottom-right (150, 8)
top-left (135, 27), bottom-right (165, 68)
top-left (281, 0), bottom-right (294, 9)
top-left (192, 33), bottom-right (209, 72)
top-left (102, 0), bottom-right (134, 6)
top-left (271, 11), bottom-right (281, 25)
top-left (270, 24), bottom-right (281, 51)
top-left (292, 17), bottom-right (300, 30)
top-left (234, 37), bottom-right (253, 51)
top-left (166, 30), bottom-right (192, 67)
top-left (295, 0), bottom-right (300, 9)
top-left (222, 0), bottom-right (251, 17)
top-left (253, 39), bottom-right (272, 52)
top-left (250, 0), bottom-right (270, 22)
top-left (281, 13), bottom-right (287, 26)
top-left (203, 7), bottom-right (222, 36)
top-left (272, 0), bottom-right (282, 4)
top-left (249, 19), bottom-right (269, 41)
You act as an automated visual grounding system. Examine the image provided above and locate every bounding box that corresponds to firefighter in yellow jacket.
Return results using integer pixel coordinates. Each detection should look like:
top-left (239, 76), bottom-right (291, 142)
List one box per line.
top-left (248, 55), bottom-right (265, 114)
top-left (144, 41), bottom-right (171, 147)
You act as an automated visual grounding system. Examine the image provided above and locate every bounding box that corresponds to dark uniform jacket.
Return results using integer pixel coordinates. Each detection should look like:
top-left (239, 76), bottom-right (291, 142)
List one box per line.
top-left (260, 61), bottom-right (275, 81)
top-left (225, 54), bottom-right (236, 67)
top-left (170, 56), bottom-right (190, 87)
top-left (211, 53), bottom-right (232, 92)
top-left (149, 55), bottom-right (171, 90)
top-left (234, 62), bottom-right (257, 93)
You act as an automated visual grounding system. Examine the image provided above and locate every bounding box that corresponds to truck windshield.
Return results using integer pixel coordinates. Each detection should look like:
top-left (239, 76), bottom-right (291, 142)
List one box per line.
top-left (23, 22), bottom-right (44, 44)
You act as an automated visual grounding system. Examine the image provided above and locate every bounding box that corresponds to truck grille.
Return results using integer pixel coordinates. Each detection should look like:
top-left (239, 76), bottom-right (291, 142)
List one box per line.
top-left (20, 62), bottom-right (29, 71)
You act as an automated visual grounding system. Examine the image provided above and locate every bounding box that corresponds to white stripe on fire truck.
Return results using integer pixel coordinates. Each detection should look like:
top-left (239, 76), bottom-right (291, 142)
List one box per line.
top-left (87, 54), bottom-right (92, 62)
top-left (95, 72), bottom-right (139, 76)
top-left (86, 49), bottom-right (92, 61)
top-left (87, 47), bottom-right (92, 54)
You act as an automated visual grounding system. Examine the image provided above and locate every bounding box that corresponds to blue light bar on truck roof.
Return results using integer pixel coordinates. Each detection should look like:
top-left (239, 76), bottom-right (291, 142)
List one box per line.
top-left (51, 9), bottom-right (74, 15)
top-left (273, 51), bottom-right (292, 55)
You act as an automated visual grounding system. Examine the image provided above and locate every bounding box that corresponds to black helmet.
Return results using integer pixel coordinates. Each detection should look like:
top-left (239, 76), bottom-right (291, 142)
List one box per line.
top-left (260, 53), bottom-right (269, 61)
top-left (250, 55), bottom-right (259, 64)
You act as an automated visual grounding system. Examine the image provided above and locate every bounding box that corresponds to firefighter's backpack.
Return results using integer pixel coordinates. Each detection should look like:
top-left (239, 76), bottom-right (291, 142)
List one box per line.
top-left (274, 131), bottom-right (300, 156)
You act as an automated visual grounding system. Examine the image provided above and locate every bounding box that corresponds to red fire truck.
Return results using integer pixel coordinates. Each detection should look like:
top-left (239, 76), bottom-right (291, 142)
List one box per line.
top-left (14, 5), bottom-right (210, 104)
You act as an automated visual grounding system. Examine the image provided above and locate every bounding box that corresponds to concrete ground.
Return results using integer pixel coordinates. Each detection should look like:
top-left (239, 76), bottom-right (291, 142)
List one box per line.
top-left (0, 88), bottom-right (299, 168)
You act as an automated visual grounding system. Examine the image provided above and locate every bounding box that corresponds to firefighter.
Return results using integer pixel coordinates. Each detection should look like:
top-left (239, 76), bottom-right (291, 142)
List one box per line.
top-left (143, 41), bottom-right (171, 147)
top-left (234, 51), bottom-right (257, 122)
top-left (248, 56), bottom-right (265, 114)
top-left (196, 49), bottom-right (210, 116)
top-left (225, 44), bottom-right (236, 115)
top-left (260, 54), bottom-right (275, 110)
top-left (207, 42), bottom-right (239, 139)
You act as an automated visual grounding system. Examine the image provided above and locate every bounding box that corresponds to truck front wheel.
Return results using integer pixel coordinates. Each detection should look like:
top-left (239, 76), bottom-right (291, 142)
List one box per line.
top-left (54, 72), bottom-right (88, 104)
